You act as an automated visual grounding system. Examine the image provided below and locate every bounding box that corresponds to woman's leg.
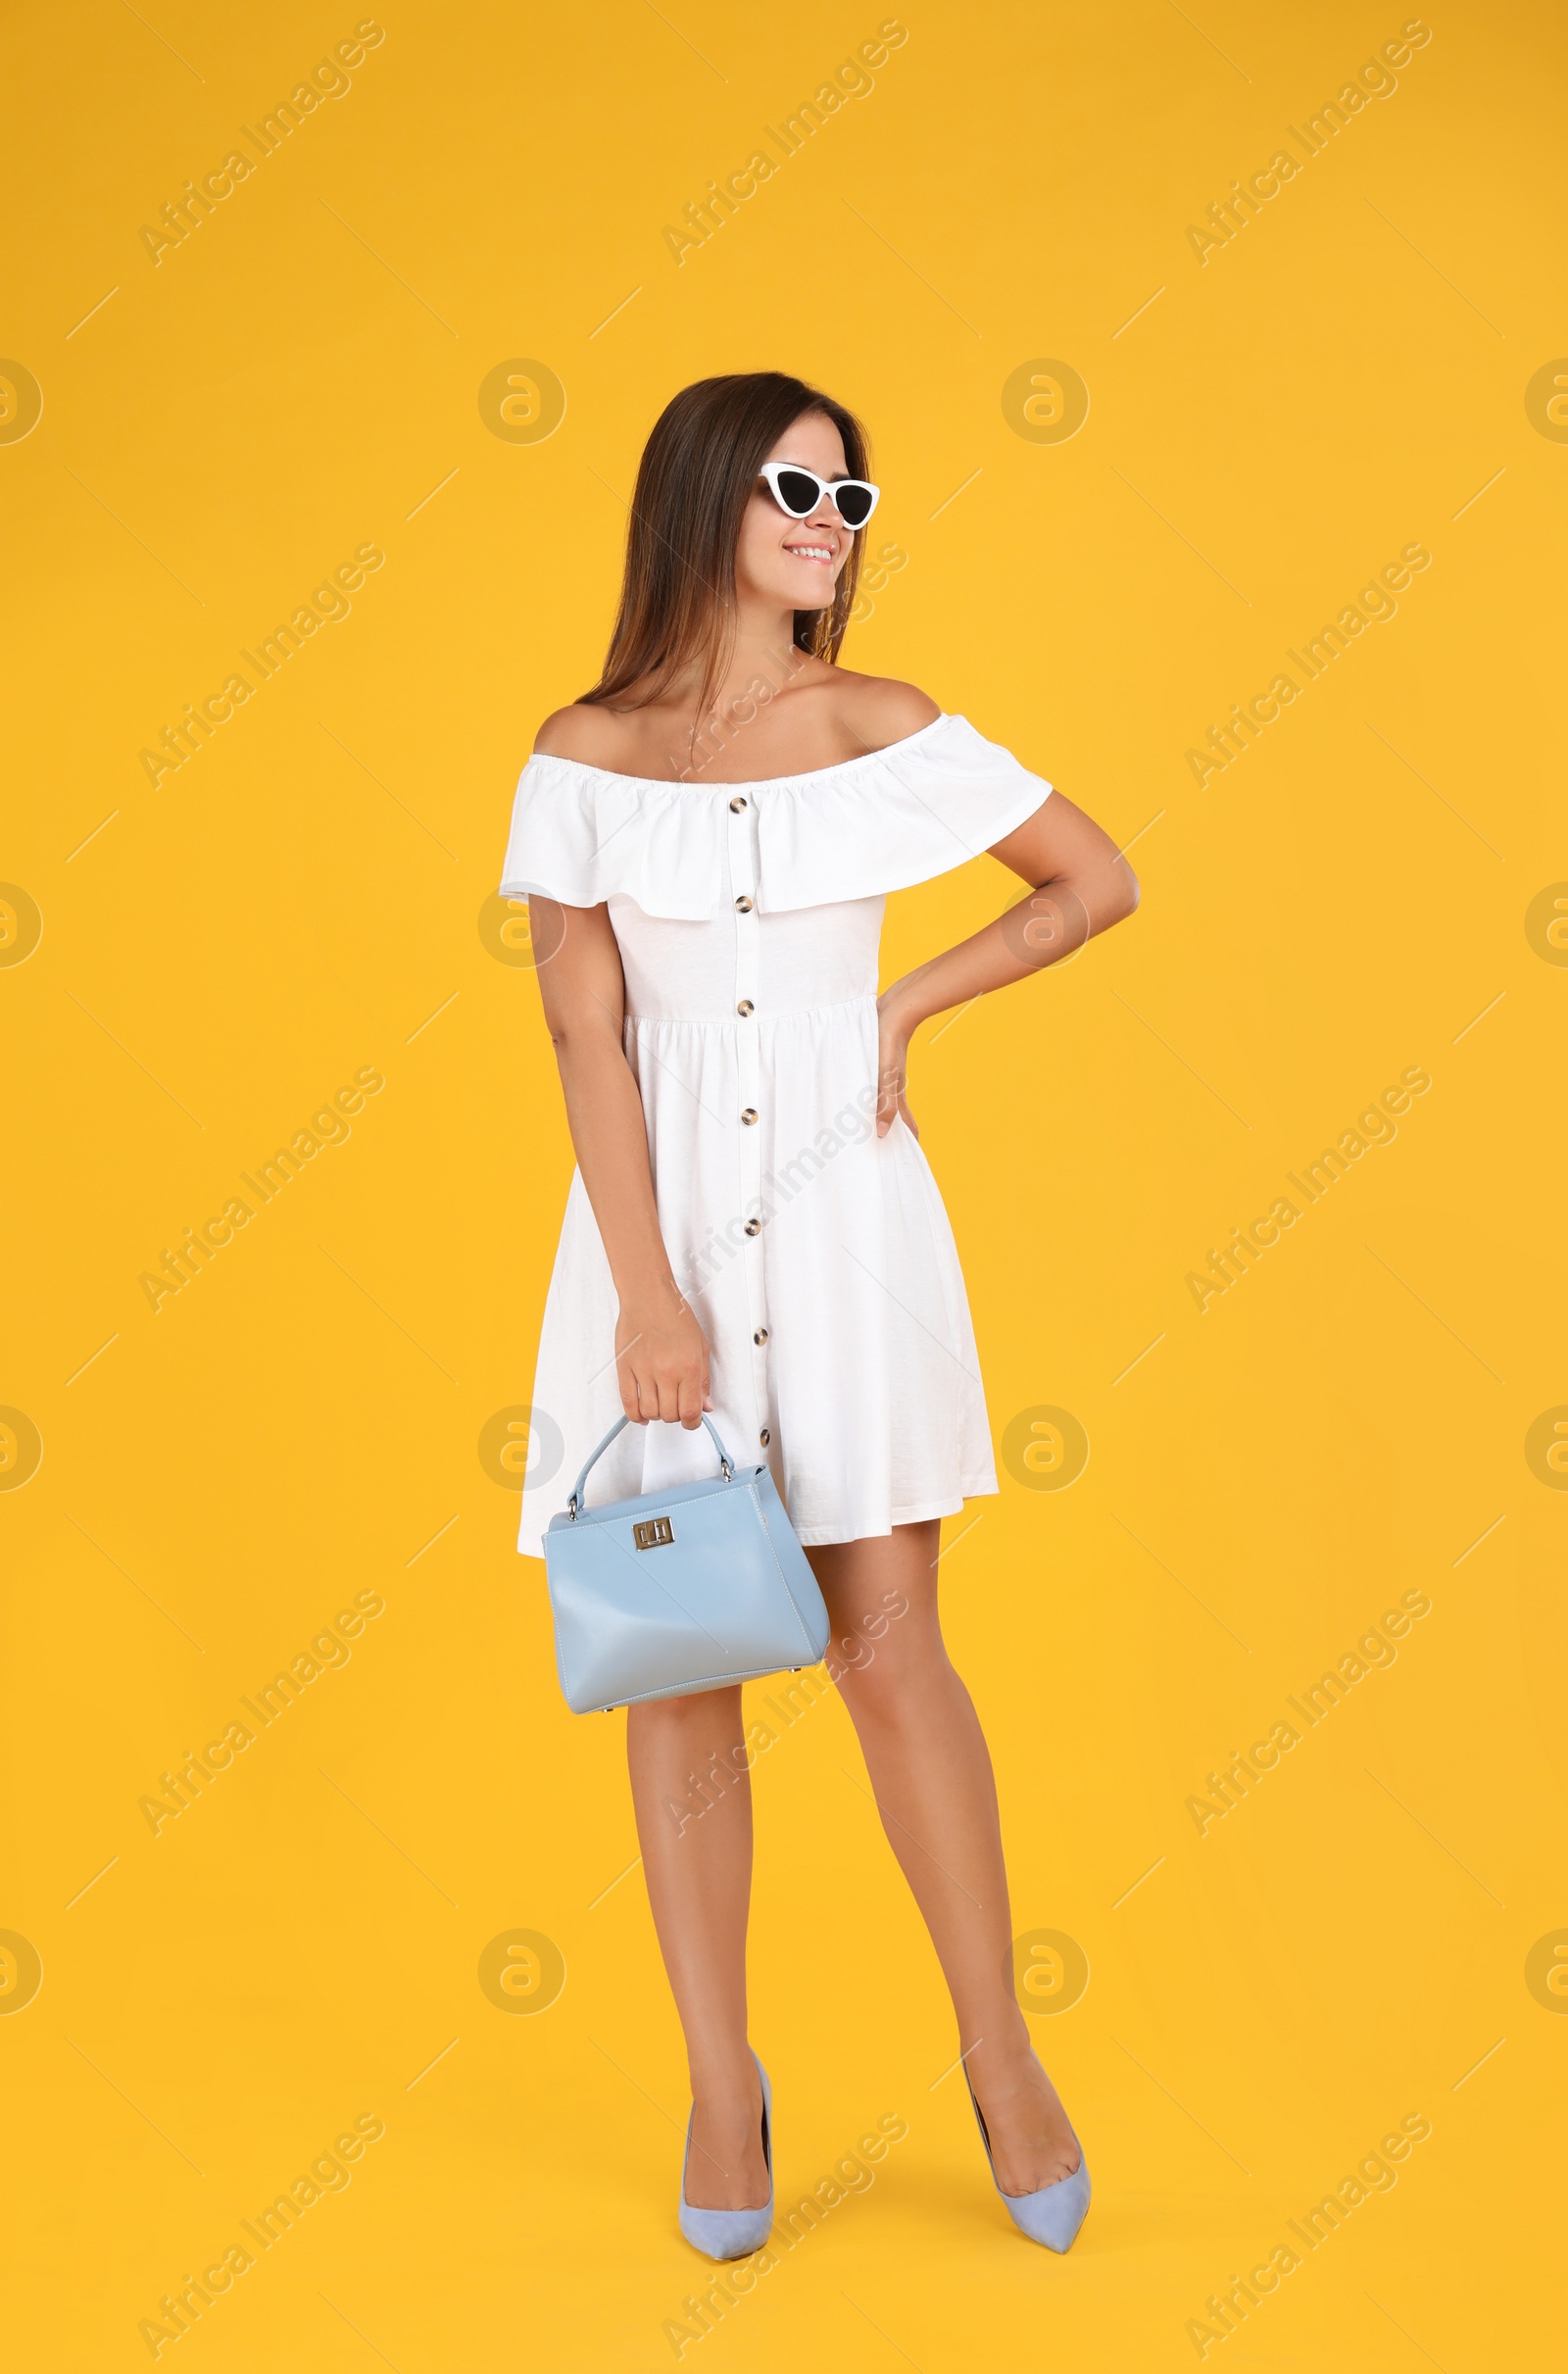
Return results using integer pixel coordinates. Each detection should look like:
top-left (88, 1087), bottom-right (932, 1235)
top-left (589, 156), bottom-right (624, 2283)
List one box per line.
top-left (808, 1520), bottom-right (1081, 2195)
top-left (625, 1686), bottom-right (769, 2209)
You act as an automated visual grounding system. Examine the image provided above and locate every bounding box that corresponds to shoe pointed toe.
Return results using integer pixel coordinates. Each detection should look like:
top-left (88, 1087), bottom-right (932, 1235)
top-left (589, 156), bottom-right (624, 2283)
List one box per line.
top-left (965, 2065), bottom-right (1091, 2253)
top-left (999, 2156), bottom-right (1091, 2252)
top-left (678, 2198), bottom-right (775, 2260)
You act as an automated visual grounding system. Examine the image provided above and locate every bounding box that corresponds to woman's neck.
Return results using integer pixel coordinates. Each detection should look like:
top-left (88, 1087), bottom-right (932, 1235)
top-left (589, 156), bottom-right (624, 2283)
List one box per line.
top-left (663, 603), bottom-right (804, 726)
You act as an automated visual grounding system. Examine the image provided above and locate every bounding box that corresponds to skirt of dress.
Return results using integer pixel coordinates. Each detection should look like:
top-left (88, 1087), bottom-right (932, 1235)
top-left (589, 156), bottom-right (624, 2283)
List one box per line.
top-left (515, 990), bottom-right (1000, 1556)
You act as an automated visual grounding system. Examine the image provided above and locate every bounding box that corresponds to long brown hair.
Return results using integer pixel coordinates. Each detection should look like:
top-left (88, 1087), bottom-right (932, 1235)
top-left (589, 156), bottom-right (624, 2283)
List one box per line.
top-left (580, 371), bottom-right (870, 714)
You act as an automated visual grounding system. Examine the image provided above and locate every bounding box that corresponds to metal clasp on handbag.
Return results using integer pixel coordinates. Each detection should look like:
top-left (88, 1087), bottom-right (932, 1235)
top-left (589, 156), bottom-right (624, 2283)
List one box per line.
top-left (632, 1515), bottom-right (674, 1550)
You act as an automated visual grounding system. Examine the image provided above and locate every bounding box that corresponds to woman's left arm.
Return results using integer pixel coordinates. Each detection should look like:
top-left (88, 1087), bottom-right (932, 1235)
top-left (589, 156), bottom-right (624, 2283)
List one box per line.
top-left (875, 791), bottom-right (1139, 1137)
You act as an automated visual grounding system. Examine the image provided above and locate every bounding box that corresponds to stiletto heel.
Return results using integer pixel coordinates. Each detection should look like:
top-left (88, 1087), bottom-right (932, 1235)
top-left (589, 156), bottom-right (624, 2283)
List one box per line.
top-left (678, 2053), bottom-right (773, 2260)
top-left (964, 2062), bottom-right (1091, 2253)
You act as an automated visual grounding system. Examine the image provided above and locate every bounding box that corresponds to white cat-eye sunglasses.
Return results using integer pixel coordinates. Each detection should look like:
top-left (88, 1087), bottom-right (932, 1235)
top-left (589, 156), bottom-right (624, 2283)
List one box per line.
top-left (758, 463), bottom-right (881, 530)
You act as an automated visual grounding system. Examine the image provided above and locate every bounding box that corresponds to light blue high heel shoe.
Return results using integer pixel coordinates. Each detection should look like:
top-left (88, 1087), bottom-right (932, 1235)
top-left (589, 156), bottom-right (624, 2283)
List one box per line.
top-left (965, 2061), bottom-right (1091, 2252)
top-left (678, 2054), bottom-right (773, 2261)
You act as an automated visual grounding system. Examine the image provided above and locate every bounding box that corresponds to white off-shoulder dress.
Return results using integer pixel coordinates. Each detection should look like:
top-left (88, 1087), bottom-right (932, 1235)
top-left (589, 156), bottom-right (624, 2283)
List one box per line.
top-left (501, 713), bottom-right (1053, 1556)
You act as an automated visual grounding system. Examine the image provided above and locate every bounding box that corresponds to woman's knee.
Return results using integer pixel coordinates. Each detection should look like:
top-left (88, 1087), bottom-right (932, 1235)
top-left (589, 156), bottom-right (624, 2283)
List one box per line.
top-left (629, 1683), bottom-right (742, 1750)
top-left (828, 1613), bottom-right (950, 1717)
top-left (816, 1564), bottom-right (933, 1677)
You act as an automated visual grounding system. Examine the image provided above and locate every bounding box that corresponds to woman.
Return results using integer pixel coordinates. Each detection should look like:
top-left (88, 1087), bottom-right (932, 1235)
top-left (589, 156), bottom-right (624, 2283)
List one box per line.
top-left (500, 371), bottom-right (1137, 2258)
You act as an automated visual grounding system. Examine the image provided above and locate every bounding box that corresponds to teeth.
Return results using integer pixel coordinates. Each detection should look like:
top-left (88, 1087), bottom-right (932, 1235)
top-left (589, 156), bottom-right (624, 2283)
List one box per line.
top-left (790, 546), bottom-right (832, 560)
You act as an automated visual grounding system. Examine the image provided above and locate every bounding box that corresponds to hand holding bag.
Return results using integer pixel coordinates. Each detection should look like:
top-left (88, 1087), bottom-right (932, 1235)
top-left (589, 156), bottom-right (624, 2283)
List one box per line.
top-left (543, 1416), bottom-right (831, 1713)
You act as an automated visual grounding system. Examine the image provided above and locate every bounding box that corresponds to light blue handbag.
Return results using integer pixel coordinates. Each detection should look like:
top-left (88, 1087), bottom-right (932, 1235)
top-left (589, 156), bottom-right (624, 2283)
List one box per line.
top-left (543, 1415), bottom-right (831, 1713)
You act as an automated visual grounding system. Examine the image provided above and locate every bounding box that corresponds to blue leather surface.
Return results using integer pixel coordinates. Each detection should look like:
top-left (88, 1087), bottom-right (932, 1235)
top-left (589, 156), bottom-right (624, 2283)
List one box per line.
top-left (544, 1455), bottom-right (831, 1713)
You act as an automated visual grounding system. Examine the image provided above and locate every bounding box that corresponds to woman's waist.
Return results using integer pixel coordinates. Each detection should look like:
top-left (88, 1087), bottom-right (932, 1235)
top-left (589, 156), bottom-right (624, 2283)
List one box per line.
top-left (621, 989), bottom-right (878, 1029)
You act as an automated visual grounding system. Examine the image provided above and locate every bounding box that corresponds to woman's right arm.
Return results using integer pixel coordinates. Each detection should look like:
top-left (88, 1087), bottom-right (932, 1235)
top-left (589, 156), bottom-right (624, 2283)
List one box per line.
top-left (529, 895), bottom-right (711, 1428)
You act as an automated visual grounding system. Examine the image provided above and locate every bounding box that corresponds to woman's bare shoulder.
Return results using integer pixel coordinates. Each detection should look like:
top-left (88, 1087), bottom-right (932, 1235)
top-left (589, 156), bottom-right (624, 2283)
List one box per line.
top-left (531, 703), bottom-right (638, 767)
top-left (828, 669), bottom-right (943, 750)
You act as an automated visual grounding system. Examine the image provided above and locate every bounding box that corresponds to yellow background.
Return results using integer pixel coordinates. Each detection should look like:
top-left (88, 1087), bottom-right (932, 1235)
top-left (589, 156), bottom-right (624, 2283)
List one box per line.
top-left (4, 0), bottom-right (1564, 2363)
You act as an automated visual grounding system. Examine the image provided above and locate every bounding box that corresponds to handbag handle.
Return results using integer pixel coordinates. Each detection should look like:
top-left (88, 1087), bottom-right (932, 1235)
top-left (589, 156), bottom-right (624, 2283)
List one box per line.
top-left (565, 1413), bottom-right (735, 1519)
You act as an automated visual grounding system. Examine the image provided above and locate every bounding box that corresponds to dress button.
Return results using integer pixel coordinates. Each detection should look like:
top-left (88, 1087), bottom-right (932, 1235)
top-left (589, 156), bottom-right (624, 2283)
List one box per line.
top-left (729, 795), bottom-right (748, 813)
top-left (741, 1108), bottom-right (758, 1125)
top-left (754, 1327), bottom-right (768, 1345)
top-left (734, 894), bottom-right (754, 913)
top-left (760, 1428), bottom-right (771, 1447)
top-left (744, 1218), bottom-right (761, 1237)
top-left (736, 999), bottom-right (755, 1016)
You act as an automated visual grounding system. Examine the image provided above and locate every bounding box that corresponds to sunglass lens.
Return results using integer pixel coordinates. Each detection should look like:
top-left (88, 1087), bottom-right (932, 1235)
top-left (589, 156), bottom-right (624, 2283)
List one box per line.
top-left (775, 469), bottom-right (821, 516)
top-left (835, 483), bottom-right (873, 528)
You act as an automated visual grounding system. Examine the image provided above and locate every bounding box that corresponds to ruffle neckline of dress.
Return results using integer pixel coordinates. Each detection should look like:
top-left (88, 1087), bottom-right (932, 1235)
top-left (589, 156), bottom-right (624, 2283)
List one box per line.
top-left (498, 712), bottom-right (1054, 919)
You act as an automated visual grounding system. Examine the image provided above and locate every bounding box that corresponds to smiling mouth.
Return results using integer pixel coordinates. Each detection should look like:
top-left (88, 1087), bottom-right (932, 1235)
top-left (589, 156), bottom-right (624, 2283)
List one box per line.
top-left (784, 543), bottom-right (836, 565)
